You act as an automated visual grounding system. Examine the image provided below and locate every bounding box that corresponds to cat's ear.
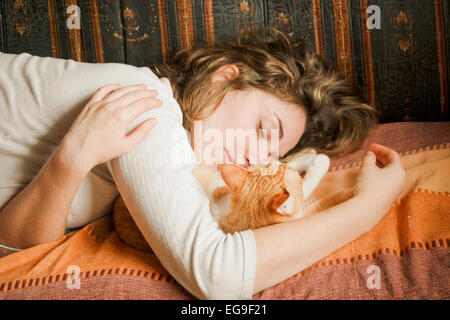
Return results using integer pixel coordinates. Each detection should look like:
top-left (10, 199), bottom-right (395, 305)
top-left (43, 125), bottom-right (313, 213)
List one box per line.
top-left (287, 151), bottom-right (330, 201)
top-left (218, 164), bottom-right (249, 191)
top-left (270, 192), bottom-right (293, 215)
top-left (286, 149), bottom-right (318, 173)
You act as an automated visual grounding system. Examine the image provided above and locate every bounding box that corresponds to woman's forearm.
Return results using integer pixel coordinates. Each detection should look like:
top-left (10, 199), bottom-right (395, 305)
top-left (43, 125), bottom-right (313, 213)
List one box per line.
top-left (0, 142), bottom-right (88, 249)
top-left (252, 194), bottom-right (387, 294)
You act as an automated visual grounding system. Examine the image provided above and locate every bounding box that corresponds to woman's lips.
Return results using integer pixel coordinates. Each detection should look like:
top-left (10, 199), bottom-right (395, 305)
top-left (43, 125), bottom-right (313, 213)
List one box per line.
top-left (224, 148), bottom-right (234, 164)
top-left (224, 148), bottom-right (251, 167)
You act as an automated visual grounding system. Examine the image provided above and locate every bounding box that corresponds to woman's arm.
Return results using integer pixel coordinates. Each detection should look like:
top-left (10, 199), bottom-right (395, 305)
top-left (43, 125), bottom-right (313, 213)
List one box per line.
top-left (0, 84), bottom-right (161, 249)
top-left (253, 144), bottom-right (405, 293)
top-left (253, 194), bottom-right (386, 293)
top-left (0, 144), bottom-right (87, 249)
top-left (108, 73), bottom-right (405, 300)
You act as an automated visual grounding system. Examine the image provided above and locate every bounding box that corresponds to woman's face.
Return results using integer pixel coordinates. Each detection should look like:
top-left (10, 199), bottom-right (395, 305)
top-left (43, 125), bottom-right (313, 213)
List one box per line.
top-left (190, 65), bottom-right (306, 167)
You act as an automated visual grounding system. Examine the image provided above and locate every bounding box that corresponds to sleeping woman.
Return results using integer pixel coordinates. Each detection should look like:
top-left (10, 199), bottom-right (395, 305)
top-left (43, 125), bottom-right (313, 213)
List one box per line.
top-left (0, 29), bottom-right (405, 299)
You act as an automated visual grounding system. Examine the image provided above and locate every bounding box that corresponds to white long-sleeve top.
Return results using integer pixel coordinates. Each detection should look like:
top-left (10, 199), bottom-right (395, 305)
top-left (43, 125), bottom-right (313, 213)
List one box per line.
top-left (0, 52), bottom-right (256, 300)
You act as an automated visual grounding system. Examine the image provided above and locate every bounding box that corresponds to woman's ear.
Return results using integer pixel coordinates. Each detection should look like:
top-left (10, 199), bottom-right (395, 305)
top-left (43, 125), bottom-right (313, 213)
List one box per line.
top-left (211, 64), bottom-right (240, 84)
top-left (218, 163), bottom-right (248, 191)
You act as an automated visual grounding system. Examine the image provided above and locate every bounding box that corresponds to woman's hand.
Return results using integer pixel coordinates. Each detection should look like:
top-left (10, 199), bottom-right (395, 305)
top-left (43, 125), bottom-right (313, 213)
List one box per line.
top-left (354, 143), bottom-right (406, 212)
top-left (58, 83), bottom-right (163, 175)
top-left (0, 83), bottom-right (163, 248)
top-left (253, 143), bottom-right (406, 294)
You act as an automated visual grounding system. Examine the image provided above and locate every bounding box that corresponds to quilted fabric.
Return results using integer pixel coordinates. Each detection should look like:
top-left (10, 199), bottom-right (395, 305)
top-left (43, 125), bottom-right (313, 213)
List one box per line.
top-left (0, 121), bottom-right (448, 299)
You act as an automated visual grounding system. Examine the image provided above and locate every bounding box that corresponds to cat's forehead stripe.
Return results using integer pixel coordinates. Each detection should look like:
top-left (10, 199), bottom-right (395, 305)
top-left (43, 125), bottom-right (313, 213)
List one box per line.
top-left (259, 162), bottom-right (287, 176)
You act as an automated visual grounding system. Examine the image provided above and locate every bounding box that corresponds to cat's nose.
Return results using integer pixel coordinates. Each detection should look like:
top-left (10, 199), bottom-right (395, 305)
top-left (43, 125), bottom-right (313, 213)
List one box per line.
top-left (242, 154), bottom-right (251, 168)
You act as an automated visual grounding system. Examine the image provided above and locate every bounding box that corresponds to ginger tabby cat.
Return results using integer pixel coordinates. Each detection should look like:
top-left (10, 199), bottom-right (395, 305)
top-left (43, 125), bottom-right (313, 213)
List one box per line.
top-left (113, 150), bottom-right (330, 253)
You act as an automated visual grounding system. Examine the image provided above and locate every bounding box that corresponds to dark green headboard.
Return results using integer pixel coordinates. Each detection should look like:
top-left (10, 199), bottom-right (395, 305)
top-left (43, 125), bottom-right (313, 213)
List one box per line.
top-left (0, 0), bottom-right (448, 123)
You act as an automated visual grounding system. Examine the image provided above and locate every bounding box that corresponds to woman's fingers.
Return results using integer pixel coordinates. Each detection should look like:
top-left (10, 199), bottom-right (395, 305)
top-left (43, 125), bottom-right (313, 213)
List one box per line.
top-left (107, 88), bottom-right (159, 110)
top-left (119, 96), bottom-right (163, 122)
top-left (369, 143), bottom-right (400, 168)
top-left (362, 150), bottom-right (376, 167)
top-left (65, 83), bottom-right (162, 169)
top-left (103, 84), bottom-right (157, 103)
top-left (88, 84), bottom-right (121, 104)
top-left (124, 118), bottom-right (158, 151)
top-left (103, 83), bottom-right (145, 102)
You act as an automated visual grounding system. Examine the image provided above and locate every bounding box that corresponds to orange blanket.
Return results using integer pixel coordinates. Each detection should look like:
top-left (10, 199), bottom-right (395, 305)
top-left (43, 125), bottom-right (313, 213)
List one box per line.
top-left (303, 146), bottom-right (450, 267)
top-left (0, 126), bottom-right (448, 299)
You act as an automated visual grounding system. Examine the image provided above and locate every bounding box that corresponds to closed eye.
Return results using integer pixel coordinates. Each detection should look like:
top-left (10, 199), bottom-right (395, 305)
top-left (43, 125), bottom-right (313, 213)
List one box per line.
top-left (274, 113), bottom-right (284, 140)
top-left (258, 120), bottom-right (266, 138)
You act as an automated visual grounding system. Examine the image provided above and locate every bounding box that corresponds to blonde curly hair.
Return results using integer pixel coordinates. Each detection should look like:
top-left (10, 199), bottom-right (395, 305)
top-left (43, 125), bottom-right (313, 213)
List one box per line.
top-left (150, 27), bottom-right (379, 158)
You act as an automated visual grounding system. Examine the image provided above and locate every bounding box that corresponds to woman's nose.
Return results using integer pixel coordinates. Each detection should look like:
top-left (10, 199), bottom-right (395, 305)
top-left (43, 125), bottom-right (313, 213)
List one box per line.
top-left (242, 154), bottom-right (251, 168)
top-left (250, 149), bottom-right (275, 165)
top-left (245, 136), bottom-right (280, 165)
top-left (259, 140), bottom-right (280, 163)
top-left (259, 152), bottom-right (277, 164)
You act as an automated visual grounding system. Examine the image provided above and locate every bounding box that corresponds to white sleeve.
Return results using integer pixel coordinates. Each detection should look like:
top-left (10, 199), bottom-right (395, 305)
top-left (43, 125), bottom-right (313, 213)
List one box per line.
top-left (0, 52), bottom-right (256, 299)
top-left (105, 75), bottom-right (257, 300)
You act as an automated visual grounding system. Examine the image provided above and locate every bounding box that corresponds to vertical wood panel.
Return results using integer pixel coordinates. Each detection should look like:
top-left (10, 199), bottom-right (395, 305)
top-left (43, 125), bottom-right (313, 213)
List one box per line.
top-left (444, 0), bottom-right (450, 121)
top-left (311, 0), bottom-right (324, 57)
top-left (204, 0), bottom-right (215, 47)
top-left (177, 0), bottom-right (195, 49)
top-left (360, 0), bottom-right (375, 107)
top-left (0, 2), bottom-right (6, 52)
top-left (158, 0), bottom-right (170, 62)
top-left (89, 0), bottom-right (104, 63)
top-left (192, 0), bottom-right (206, 48)
top-left (47, 0), bottom-right (60, 58)
top-left (333, 0), bottom-right (353, 83)
top-left (165, 0), bottom-right (181, 55)
top-left (65, 0), bottom-right (83, 61)
top-left (347, 0), bottom-right (367, 96)
top-left (320, 0), bottom-right (337, 67)
top-left (434, 0), bottom-right (448, 120)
